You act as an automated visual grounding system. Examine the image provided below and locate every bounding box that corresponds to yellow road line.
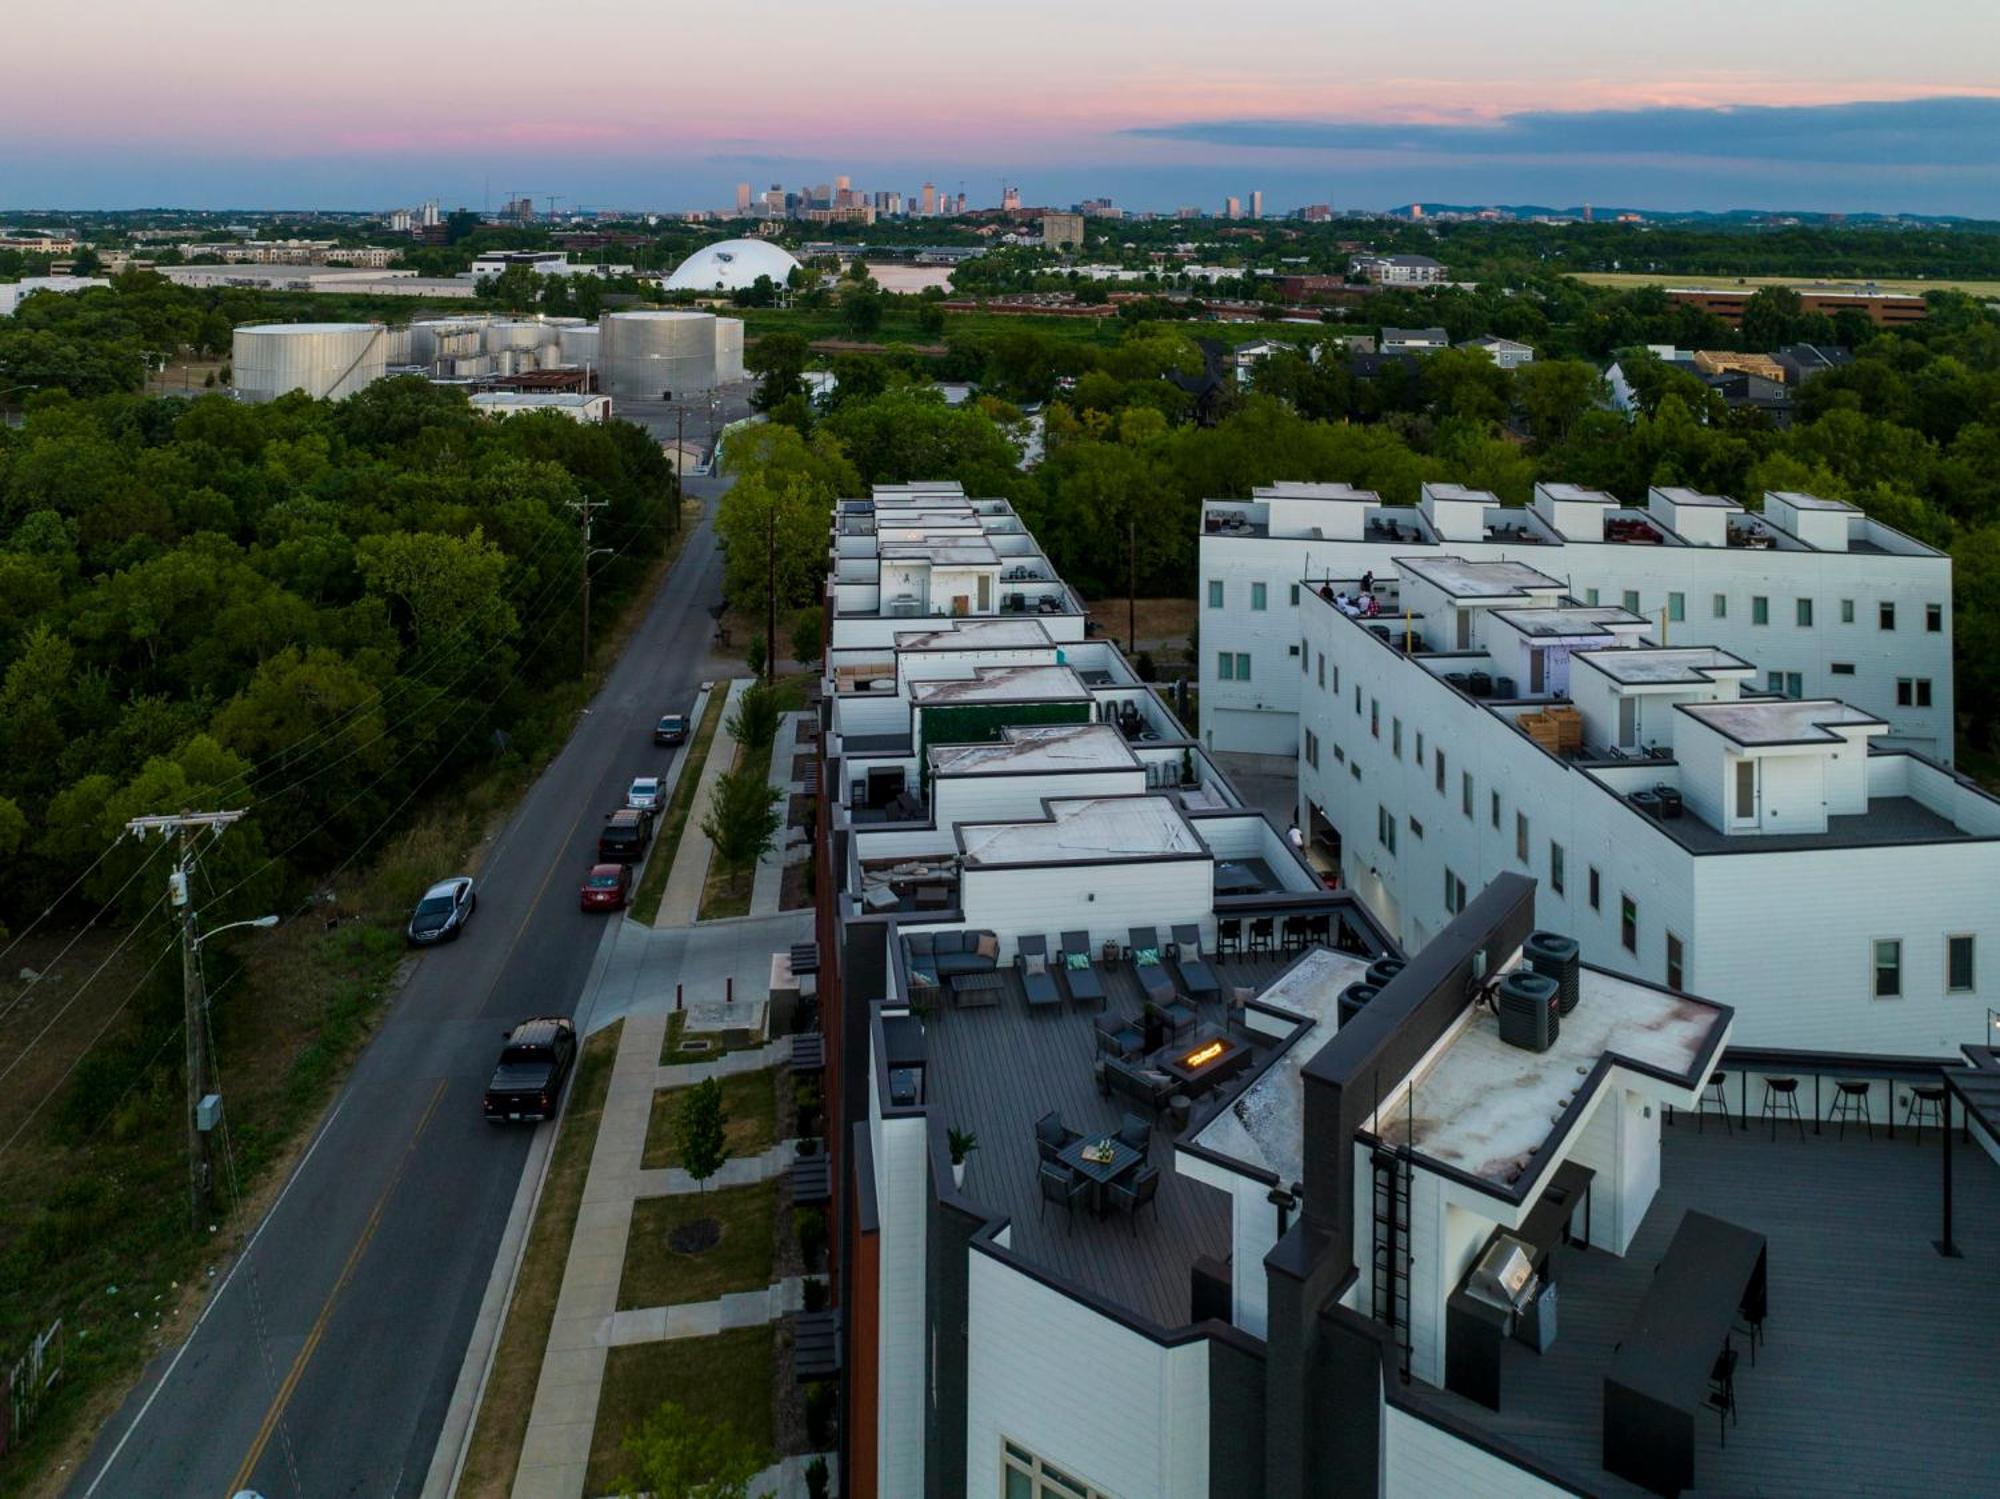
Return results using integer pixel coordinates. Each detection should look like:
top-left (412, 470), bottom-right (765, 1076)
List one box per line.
top-left (226, 1076), bottom-right (448, 1496)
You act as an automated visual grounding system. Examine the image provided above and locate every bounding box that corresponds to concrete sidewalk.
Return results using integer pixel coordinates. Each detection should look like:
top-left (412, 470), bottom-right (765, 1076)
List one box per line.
top-left (749, 710), bottom-right (813, 918)
top-left (653, 677), bottom-right (753, 929)
top-left (586, 913), bottom-right (812, 1036)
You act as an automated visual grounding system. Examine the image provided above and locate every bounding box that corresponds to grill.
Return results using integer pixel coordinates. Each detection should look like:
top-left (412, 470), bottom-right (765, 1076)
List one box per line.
top-left (1465, 1233), bottom-right (1539, 1314)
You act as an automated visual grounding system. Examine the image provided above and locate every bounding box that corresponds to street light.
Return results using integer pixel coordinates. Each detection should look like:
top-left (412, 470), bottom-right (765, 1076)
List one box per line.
top-left (195, 914), bottom-right (280, 949)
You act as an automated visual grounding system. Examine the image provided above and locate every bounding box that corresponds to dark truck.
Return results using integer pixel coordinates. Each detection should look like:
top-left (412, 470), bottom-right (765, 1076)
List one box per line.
top-left (482, 1017), bottom-right (577, 1123)
top-left (597, 807), bottom-right (653, 862)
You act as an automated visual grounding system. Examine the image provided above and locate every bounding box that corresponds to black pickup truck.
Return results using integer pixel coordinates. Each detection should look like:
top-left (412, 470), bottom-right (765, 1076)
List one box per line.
top-left (482, 1017), bottom-right (578, 1123)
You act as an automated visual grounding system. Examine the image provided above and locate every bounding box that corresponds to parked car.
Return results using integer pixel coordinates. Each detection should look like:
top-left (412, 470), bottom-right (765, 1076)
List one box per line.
top-left (653, 713), bottom-right (688, 747)
top-left (407, 876), bottom-right (476, 945)
top-left (597, 807), bottom-right (653, 862)
top-left (580, 862), bottom-right (632, 912)
top-left (482, 1017), bottom-right (577, 1122)
top-left (627, 775), bottom-right (663, 812)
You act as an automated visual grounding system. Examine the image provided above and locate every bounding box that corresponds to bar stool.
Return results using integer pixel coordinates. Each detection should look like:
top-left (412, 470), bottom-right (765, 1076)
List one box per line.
top-left (1697, 1071), bottom-right (1733, 1135)
top-left (1249, 916), bottom-right (1275, 956)
top-left (1706, 1346), bottom-right (1740, 1445)
top-left (1761, 1077), bottom-right (1804, 1141)
top-left (1827, 1079), bottom-right (1873, 1141)
top-left (1905, 1083), bottom-right (1947, 1145)
top-left (1216, 917), bottom-right (1242, 960)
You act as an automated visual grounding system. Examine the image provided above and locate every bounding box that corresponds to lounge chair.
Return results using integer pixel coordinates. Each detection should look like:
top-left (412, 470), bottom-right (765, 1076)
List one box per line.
top-left (1146, 995), bottom-right (1196, 1039)
top-left (1015, 934), bottom-right (1060, 1012)
top-left (1171, 924), bottom-right (1220, 1003)
top-left (1128, 927), bottom-right (1176, 1005)
top-left (1099, 1054), bottom-right (1179, 1112)
top-left (1059, 931), bottom-right (1105, 1009)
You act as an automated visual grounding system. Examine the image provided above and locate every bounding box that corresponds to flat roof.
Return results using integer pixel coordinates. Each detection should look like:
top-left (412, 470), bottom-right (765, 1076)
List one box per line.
top-left (1538, 483), bottom-right (1617, 506)
top-left (878, 539), bottom-right (999, 567)
top-left (1396, 555), bottom-right (1566, 599)
top-left (1250, 482), bottom-right (1381, 503)
top-left (1424, 483), bottom-right (1497, 504)
top-left (1767, 489), bottom-right (1858, 513)
top-left (1677, 698), bottom-right (1885, 746)
top-left (1190, 947), bottom-right (1373, 1185)
top-left (1573, 645), bottom-right (1756, 686)
top-left (893, 619), bottom-right (1053, 650)
top-left (1377, 966), bottom-right (1726, 1187)
top-left (1651, 486), bottom-right (1739, 509)
top-left (909, 664), bottom-right (1088, 706)
top-left (468, 391), bottom-right (600, 408)
top-left (957, 795), bottom-right (1204, 867)
top-left (929, 723), bottom-right (1136, 777)
top-left (1489, 605), bottom-right (1644, 639)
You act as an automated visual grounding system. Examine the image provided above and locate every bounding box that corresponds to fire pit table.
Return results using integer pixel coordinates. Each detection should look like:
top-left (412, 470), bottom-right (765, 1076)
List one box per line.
top-left (1154, 1026), bottom-right (1251, 1097)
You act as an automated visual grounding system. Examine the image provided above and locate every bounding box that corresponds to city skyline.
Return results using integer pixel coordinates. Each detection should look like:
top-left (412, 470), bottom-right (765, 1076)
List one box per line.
top-left (4, 0), bottom-right (1999, 213)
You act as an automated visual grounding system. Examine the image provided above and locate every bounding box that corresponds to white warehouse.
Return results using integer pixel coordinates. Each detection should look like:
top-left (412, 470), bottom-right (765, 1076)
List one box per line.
top-left (1200, 480), bottom-right (1954, 763)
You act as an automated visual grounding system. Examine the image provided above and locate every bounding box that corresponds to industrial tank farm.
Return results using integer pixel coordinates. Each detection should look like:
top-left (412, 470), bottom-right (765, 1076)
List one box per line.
top-left (599, 310), bottom-right (726, 399)
top-left (231, 322), bottom-right (386, 402)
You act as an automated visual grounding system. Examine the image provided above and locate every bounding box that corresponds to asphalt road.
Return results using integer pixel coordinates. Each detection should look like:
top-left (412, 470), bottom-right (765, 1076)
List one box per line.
top-left (75, 482), bottom-right (731, 1499)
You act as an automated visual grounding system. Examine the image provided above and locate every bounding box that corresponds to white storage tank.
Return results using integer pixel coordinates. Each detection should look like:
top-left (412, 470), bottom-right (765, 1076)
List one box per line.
top-left (599, 310), bottom-right (719, 399)
top-left (232, 323), bottom-right (385, 403)
top-left (382, 325), bottom-right (415, 365)
top-left (409, 316), bottom-right (489, 365)
top-left (485, 320), bottom-right (546, 355)
top-left (558, 324), bottom-right (600, 368)
top-left (714, 317), bottom-right (745, 383)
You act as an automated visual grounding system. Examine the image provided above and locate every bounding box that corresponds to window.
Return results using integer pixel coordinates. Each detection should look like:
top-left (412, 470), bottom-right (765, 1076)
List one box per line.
top-left (1668, 592), bottom-right (1685, 623)
top-left (1435, 749), bottom-right (1446, 795)
top-left (1712, 593), bottom-right (1728, 619)
top-left (1370, 699), bottom-right (1380, 737)
top-left (1734, 758), bottom-right (1756, 819)
top-left (1207, 579), bottom-right (1224, 609)
top-left (1666, 932), bottom-right (1685, 992)
top-left (1550, 841), bottom-right (1566, 895)
top-left (1333, 742), bottom-right (1345, 763)
top-left (1490, 791), bottom-right (1501, 830)
top-left (1948, 935), bottom-right (1976, 993)
top-left (1461, 771), bottom-right (1474, 819)
top-left (1588, 866), bottom-right (1601, 911)
top-left (1290, 583), bottom-right (1301, 607)
top-left (1584, 587), bottom-right (1601, 606)
top-left (1350, 760), bottom-right (1361, 781)
top-left (1840, 598), bottom-right (1855, 624)
top-left (1415, 731), bottom-right (1425, 765)
top-left (1234, 652), bottom-right (1251, 681)
top-left (1378, 805), bottom-right (1397, 855)
top-left (1003, 1440), bottom-right (1112, 1499)
top-left (1300, 638), bottom-right (1309, 674)
top-left (1831, 662), bottom-right (1855, 676)
top-left (1304, 731), bottom-right (1319, 769)
top-left (1444, 869), bottom-right (1467, 915)
top-left (1880, 602), bottom-right (1896, 630)
top-left (1767, 670), bottom-right (1802, 698)
top-left (1515, 811), bottom-right (1530, 864)
top-left (1752, 595), bottom-right (1769, 626)
top-left (1873, 938), bottom-right (1902, 999)
top-left (1392, 718), bottom-right (1402, 758)
top-left (1316, 653), bottom-right (1325, 688)
top-left (1354, 685), bottom-right (1362, 716)
top-left (1620, 895), bottom-right (1638, 953)
top-left (1217, 651), bottom-right (1234, 681)
top-left (1927, 603), bottom-right (1943, 633)
top-left (1622, 589), bottom-right (1640, 615)
top-left (1796, 598), bottom-right (1814, 627)
top-left (1409, 815), bottom-right (1425, 840)
top-left (1897, 678), bottom-right (1934, 708)
top-left (1251, 582), bottom-right (1268, 612)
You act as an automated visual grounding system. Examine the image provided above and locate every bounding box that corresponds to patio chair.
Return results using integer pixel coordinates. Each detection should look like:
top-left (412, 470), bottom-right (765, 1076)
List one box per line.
top-left (1128, 927), bottom-right (1176, 1004)
top-left (1015, 934), bottom-right (1060, 1012)
top-left (1038, 1162), bottom-right (1088, 1230)
top-left (1106, 1164), bottom-right (1161, 1234)
top-left (1094, 1012), bottom-right (1143, 1058)
top-left (1035, 1109), bottom-right (1081, 1164)
top-left (1116, 1112), bottom-right (1152, 1155)
top-left (1146, 995), bottom-right (1197, 1039)
top-left (1216, 916), bottom-right (1243, 960)
top-left (1170, 925), bottom-right (1220, 1003)
top-left (1059, 931), bottom-right (1106, 1009)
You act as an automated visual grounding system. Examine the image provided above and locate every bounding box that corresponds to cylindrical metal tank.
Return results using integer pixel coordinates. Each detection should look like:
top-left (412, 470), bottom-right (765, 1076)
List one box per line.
top-left (484, 320), bottom-right (545, 355)
top-left (598, 310), bottom-right (719, 399)
top-left (408, 316), bottom-right (488, 365)
top-left (382, 325), bottom-right (415, 365)
top-left (712, 317), bottom-right (745, 383)
top-left (558, 324), bottom-right (600, 368)
top-left (232, 323), bottom-right (385, 402)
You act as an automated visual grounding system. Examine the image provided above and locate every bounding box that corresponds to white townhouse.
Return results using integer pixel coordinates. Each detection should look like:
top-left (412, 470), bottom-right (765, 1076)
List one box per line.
top-left (1200, 480), bottom-right (1954, 763)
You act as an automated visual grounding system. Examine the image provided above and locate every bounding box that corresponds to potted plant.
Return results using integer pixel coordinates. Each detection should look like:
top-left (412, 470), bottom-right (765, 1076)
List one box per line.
top-left (947, 1127), bottom-right (979, 1189)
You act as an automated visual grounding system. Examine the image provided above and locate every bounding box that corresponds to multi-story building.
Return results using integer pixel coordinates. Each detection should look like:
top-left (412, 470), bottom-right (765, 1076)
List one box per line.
top-left (1667, 284), bottom-right (1928, 328)
top-left (1250, 190), bottom-right (1264, 219)
top-left (1354, 253), bottom-right (1446, 285)
top-left (921, 183), bottom-right (939, 217)
top-left (1460, 334), bottom-right (1535, 369)
top-left (1224, 195), bottom-right (1242, 220)
top-left (1040, 212), bottom-right (1085, 251)
top-left (1380, 326), bottom-right (1450, 354)
top-left (812, 484), bottom-right (2000, 1499)
top-left (1198, 481), bottom-right (1953, 762)
top-left (1293, 552), bottom-right (2000, 1053)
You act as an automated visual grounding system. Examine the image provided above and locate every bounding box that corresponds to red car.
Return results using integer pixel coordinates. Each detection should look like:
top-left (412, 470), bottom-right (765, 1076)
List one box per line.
top-left (580, 862), bottom-right (632, 912)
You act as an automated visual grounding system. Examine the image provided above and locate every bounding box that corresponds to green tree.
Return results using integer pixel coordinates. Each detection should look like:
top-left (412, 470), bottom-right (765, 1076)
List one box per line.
top-left (702, 768), bottom-right (783, 880)
top-left (727, 681), bottom-right (780, 752)
top-left (840, 281), bottom-right (885, 338)
top-left (789, 607), bottom-right (823, 668)
top-left (1515, 358), bottom-right (1607, 448)
top-left (617, 1400), bottom-right (766, 1499)
top-left (673, 1077), bottom-right (731, 1194)
top-left (745, 332), bottom-right (810, 413)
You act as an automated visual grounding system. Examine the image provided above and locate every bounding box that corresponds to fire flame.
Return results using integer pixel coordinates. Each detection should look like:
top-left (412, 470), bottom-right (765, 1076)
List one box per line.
top-left (1185, 1040), bottom-right (1225, 1068)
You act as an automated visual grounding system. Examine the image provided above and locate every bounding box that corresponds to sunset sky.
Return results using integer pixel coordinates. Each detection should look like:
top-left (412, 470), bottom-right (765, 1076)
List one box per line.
top-left (5, 0), bottom-right (1998, 213)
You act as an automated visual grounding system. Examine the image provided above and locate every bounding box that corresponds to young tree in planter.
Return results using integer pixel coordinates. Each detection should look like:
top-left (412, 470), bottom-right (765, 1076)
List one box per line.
top-left (728, 681), bottom-right (780, 752)
top-left (618, 1399), bottom-right (767, 1499)
top-left (703, 768), bottom-right (783, 879)
top-left (675, 1078), bottom-right (729, 1193)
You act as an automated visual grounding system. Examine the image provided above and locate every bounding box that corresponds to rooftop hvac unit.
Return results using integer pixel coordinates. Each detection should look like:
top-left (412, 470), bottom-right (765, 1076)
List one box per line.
top-left (1524, 931), bottom-right (1581, 1015)
top-left (1338, 982), bottom-right (1379, 1028)
top-left (1366, 957), bottom-right (1406, 990)
top-left (1496, 970), bottom-right (1561, 1052)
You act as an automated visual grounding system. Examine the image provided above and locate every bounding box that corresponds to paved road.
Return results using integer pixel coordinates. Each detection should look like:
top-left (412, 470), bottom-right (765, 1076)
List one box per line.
top-left (75, 481), bottom-right (731, 1499)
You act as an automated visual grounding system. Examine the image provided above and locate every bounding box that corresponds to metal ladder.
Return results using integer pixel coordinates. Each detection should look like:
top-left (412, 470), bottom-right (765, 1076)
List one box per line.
top-left (1371, 1143), bottom-right (1413, 1382)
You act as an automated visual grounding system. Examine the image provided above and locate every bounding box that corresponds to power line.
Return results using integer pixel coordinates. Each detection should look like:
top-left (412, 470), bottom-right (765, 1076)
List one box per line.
top-left (0, 841), bottom-right (171, 1034)
top-left (0, 838), bottom-right (127, 975)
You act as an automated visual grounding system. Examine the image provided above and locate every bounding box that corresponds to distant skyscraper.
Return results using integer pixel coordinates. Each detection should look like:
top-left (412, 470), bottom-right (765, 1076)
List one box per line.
top-left (1175, 205), bottom-right (1200, 219)
top-left (1409, 202), bottom-right (1424, 219)
top-left (420, 199), bottom-right (440, 227)
top-left (1250, 190), bottom-right (1263, 219)
top-left (921, 182), bottom-right (938, 216)
top-left (736, 182), bottom-right (752, 214)
top-left (1583, 202), bottom-right (1594, 223)
top-left (954, 191), bottom-right (966, 215)
top-left (1002, 184), bottom-right (1021, 211)
top-left (1224, 195), bottom-right (1241, 219)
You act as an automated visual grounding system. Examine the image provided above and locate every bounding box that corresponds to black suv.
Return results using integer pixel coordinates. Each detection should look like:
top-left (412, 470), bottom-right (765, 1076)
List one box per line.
top-left (597, 807), bottom-right (653, 862)
top-left (482, 1017), bottom-right (577, 1122)
top-left (653, 712), bottom-right (689, 747)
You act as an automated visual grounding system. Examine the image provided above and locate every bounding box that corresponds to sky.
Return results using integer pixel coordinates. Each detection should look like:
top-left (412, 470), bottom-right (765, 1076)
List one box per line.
top-left (4, 0), bottom-right (1999, 216)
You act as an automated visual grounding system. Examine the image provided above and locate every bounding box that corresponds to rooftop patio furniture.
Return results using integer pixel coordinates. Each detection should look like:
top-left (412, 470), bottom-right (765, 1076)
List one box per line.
top-left (905, 928), bottom-right (1000, 991)
top-left (1106, 1164), bottom-right (1161, 1233)
top-left (1099, 1054), bottom-right (1180, 1113)
top-left (1038, 1162), bottom-right (1089, 1228)
top-left (1015, 934), bottom-right (1060, 1012)
top-left (1216, 917), bottom-right (1242, 960)
top-left (1059, 931), bottom-right (1106, 1009)
top-left (950, 968), bottom-right (1006, 1006)
top-left (1128, 927), bottom-right (1176, 1005)
top-left (1056, 1133), bottom-right (1144, 1214)
top-left (1906, 1083), bottom-right (1947, 1144)
top-left (1146, 995), bottom-right (1197, 1039)
top-left (1034, 1109), bottom-right (1082, 1164)
top-left (1760, 1077), bottom-right (1804, 1141)
top-left (1116, 1113), bottom-right (1152, 1155)
top-left (1170, 925), bottom-right (1220, 1002)
top-left (1094, 1012), bottom-right (1143, 1058)
top-left (1249, 916), bottom-right (1276, 955)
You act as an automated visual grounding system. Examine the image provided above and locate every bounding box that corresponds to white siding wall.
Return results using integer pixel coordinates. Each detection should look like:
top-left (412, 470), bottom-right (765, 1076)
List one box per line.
top-left (964, 1253), bottom-right (1209, 1499)
top-left (1383, 1408), bottom-right (1577, 1498)
top-left (959, 860), bottom-right (1213, 957)
top-left (932, 770), bottom-right (1142, 830)
top-left (874, 1107), bottom-right (931, 1496)
top-left (1403, 1169), bottom-right (1448, 1386)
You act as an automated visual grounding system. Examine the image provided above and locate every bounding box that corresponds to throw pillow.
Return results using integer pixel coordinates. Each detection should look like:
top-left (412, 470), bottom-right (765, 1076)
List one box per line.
top-left (1023, 952), bottom-right (1047, 978)
top-left (975, 931), bottom-right (999, 960)
top-left (1136, 946), bottom-right (1160, 965)
top-left (1066, 952), bottom-right (1092, 972)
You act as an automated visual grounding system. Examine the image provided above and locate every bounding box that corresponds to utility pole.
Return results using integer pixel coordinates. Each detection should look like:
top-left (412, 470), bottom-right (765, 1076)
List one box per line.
top-left (566, 496), bottom-right (612, 677)
top-left (765, 497), bottom-right (778, 683)
top-left (125, 810), bottom-right (246, 1226)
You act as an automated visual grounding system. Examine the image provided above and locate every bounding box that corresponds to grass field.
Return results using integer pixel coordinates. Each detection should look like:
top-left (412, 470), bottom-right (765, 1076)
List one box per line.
top-left (588, 1327), bottom-right (775, 1496)
top-left (643, 1069), bottom-right (779, 1171)
top-left (618, 1182), bottom-right (777, 1309)
top-left (1568, 271), bottom-right (2000, 298)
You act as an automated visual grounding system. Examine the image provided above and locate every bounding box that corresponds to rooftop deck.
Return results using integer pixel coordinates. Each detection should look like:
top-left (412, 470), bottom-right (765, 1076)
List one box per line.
top-left (926, 951), bottom-right (1297, 1327)
top-left (1650, 794), bottom-right (1974, 854)
top-left (1430, 1122), bottom-right (2000, 1497)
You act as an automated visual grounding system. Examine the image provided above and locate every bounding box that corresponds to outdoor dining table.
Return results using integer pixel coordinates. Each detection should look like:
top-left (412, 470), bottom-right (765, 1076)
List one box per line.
top-left (1055, 1134), bottom-right (1143, 1214)
top-left (1602, 1209), bottom-right (1768, 1498)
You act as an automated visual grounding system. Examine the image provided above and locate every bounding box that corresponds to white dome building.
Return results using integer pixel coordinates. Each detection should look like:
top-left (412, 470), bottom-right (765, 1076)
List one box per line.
top-left (662, 238), bottom-right (802, 294)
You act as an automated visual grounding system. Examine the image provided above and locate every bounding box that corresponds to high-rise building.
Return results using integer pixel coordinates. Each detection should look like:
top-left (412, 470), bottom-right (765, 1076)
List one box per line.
top-left (954, 191), bottom-right (966, 215)
top-left (420, 199), bottom-right (440, 227)
top-left (736, 182), bottom-right (752, 214)
top-left (389, 209), bottom-right (412, 233)
top-left (1250, 190), bottom-right (1264, 218)
top-left (1040, 212), bottom-right (1085, 250)
top-left (1409, 202), bottom-right (1425, 219)
top-left (1175, 205), bottom-right (1200, 219)
top-left (1224, 195), bottom-right (1242, 219)
top-left (1002, 184), bottom-right (1021, 211)
top-left (921, 182), bottom-right (938, 216)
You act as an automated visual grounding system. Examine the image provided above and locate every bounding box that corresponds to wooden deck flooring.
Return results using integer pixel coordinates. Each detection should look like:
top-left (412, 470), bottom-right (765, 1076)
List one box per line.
top-left (1428, 1120), bottom-right (2000, 1497)
top-left (926, 949), bottom-right (1294, 1328)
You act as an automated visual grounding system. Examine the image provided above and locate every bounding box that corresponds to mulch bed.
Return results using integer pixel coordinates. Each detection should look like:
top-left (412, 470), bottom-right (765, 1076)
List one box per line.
top-left (780, 861), bottom-right (813, 911)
